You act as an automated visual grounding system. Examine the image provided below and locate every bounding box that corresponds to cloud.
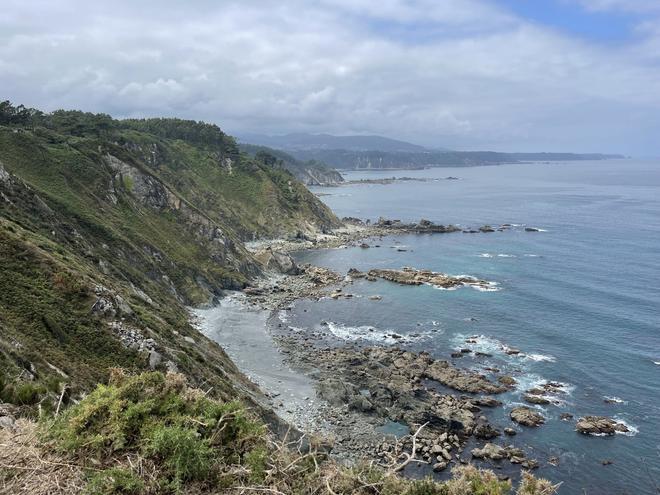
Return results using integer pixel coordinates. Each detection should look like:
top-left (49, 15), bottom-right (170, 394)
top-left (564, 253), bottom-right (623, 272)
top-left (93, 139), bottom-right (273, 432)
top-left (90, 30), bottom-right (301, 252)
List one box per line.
top-left (1, 0), bottom-right (659, 154)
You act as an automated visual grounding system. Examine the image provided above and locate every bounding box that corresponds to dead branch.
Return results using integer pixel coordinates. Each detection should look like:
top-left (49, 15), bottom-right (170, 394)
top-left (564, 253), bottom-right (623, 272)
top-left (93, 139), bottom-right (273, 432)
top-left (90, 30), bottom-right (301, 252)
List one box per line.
top-left (386, 422), bottom-right (429, 474)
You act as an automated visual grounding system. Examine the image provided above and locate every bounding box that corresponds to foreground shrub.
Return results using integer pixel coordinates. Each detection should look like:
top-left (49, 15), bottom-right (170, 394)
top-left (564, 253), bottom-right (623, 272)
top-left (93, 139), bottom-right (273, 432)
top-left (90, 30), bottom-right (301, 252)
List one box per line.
top-left (144, 425), bottom-right (214, 485)
top-left (46, 370), bottom-right (264, 491)
top-left (40, 371), bottom-right (560, 494)
top-left (86, 468), bottom-right (144, 495)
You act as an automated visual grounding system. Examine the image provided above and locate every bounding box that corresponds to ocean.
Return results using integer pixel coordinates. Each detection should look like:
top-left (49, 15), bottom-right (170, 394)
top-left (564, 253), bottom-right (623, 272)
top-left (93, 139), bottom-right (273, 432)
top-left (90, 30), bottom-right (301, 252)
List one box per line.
top-left (285, 159), bottom-right (660, 494)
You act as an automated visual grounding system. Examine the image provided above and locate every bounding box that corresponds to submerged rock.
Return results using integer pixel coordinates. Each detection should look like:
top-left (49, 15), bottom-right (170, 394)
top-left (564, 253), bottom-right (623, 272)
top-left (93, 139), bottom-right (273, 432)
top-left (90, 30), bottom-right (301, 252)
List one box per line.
top-left (497, 375), bottom-right (517, 387)
top-left (523, 394), bottom-right (550, 405)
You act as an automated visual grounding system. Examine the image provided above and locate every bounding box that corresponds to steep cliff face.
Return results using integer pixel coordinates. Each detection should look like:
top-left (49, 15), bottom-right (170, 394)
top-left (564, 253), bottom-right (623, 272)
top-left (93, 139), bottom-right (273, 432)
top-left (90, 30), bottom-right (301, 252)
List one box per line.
top-left (239, 143), bottom-right (344, 186)
top-left (0, 111), bottom-right (340, 409)
top-left (297, 165), bottom-right (344, 186)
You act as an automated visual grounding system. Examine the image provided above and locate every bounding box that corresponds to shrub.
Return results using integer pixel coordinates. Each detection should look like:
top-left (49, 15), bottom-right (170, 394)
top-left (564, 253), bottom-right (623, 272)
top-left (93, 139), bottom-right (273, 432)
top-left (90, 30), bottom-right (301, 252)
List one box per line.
top-left (516, 471), bottom-right (560, 495)
top-left (46, 370), bottom-right (265, 492)
top-left (86, 468), bottom-right (144, 495)
top-left (444, 465), bottom-right (511, 495)
top-left (42, 371), bottom-right (558, 495)
top-left (143, 425), bottom-right (213, 484)
top-left (2, 381), bottom-right (47, 406)
top-left (244, 447), bottom-right (268, 483)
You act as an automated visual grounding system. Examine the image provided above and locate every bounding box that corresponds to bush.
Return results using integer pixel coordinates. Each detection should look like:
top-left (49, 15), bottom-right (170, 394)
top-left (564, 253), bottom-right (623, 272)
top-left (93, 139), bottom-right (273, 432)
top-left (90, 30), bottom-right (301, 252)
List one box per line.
top-left (86, 468), bottom-right (144, 495)
top-left (46, 370), bottom-right (265, 492)
top-left (1, 381), bottom-right (47, 406)
top-left (445, 465), bottom-right (511, 495)
top-left (144, 425), bottom-right (213, 485)
top-left (43, 371), bottom-right (559, 495)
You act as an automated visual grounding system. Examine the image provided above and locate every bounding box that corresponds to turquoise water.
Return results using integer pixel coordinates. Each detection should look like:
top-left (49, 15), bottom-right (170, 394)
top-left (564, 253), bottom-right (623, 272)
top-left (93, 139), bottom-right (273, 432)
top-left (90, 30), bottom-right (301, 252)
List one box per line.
top-left (289, 160), bottom-right (660, 494)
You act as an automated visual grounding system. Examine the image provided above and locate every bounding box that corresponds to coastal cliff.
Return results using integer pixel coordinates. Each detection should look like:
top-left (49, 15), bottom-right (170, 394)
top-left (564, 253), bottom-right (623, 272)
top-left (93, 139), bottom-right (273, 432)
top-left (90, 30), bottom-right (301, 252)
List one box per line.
top-left (0, 104), bottom-right (339, 407)
top-left (0, 103), bottom-right (557, 494)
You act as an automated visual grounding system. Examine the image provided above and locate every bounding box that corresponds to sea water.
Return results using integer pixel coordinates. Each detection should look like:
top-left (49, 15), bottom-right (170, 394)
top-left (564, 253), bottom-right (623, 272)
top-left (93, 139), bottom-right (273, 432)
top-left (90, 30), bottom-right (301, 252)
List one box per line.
top-left (285, 159), bottom-right (660, 494)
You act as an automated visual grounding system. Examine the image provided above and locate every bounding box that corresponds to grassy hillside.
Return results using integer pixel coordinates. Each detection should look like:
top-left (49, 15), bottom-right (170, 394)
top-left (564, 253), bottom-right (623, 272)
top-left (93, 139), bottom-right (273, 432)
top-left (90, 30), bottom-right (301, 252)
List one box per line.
top-left (0, 103), bottom-right (339, 412)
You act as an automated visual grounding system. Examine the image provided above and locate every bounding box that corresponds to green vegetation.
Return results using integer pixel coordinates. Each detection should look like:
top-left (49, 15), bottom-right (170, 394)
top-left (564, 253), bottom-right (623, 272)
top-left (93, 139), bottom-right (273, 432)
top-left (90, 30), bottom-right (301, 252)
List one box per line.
top-left (33, 371), bottom-right (557, 495)
top-left (86, 468), bottom-right (145, 495)
top-left (48, 371), bottom-right (264, 491)
top-left (0, 100), bottom-right (338, 411)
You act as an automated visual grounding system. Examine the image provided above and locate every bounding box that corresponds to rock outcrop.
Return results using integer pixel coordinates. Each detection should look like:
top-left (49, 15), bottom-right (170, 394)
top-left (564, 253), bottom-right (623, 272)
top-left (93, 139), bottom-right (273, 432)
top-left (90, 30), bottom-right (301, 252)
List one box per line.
top-left (356, 267), bottom-right (495, 291)
top-left (576, 416), bottom-right (629, 435)
top-left (510, 407), bottom-right (545, 427)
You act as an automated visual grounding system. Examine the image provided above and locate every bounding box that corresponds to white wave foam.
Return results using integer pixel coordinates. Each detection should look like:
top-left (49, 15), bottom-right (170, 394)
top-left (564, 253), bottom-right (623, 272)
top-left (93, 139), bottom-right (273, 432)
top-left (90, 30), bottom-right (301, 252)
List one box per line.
top-left (277, 310), bottom-right (289, 323)
top-left (326, 322), bottom-right (428, 345)
top-left (525, 353), bottom-right (557, 363)
top-left (448, 276), bottom-right (501, 292)
top-left (454, 334), bottom-right (505, 356)
top-left (478, 253), bottom-right (494, 258)
top-left (524, 254), bottom-right (540, 257)
top-left (455, 333), bottom-right (561, 368)
top-left (604, 396), bottom-right (627, 405)
top-left (497, 254), bottom-right (517, 258)
top-left (512, 373), bottom-right (547, 393)
top-left (613, 417), bottom-right (639, 436)
top-left (513, 375), bottom-right (573, 407)
top-left (654, 361), bottom-right (660, 365)
top-left (471, 283), bottom-right (501, 292)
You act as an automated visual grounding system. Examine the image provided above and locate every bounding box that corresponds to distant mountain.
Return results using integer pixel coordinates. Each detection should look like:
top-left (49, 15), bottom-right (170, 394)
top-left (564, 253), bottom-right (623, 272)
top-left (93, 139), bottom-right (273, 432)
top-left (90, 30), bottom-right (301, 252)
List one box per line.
top-left (239, 132), bottom-right (621, 170)
top-left (285, 149), bottom-right (625, 170)
top-left (238, 132), bottom-right (437, 152)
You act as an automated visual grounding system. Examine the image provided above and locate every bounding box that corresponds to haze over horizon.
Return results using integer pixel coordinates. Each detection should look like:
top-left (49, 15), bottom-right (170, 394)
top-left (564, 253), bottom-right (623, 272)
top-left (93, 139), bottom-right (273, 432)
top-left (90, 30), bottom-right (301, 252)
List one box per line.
top-left (3, 0), bottom-right (660, 155)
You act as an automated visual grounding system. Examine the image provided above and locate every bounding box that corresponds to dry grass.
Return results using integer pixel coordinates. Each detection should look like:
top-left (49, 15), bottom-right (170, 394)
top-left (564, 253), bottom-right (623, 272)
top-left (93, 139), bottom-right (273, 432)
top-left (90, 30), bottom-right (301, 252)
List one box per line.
top-left (0, 419), bottom-right (86, 494)
top-left (0, 372), bottom-right (562, 495)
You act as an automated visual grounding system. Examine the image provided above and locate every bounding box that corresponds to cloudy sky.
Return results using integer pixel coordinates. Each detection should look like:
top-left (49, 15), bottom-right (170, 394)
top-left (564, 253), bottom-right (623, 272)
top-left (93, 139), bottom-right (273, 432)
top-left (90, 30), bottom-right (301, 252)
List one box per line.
top-left (2, 0), bottom-right (660, 154)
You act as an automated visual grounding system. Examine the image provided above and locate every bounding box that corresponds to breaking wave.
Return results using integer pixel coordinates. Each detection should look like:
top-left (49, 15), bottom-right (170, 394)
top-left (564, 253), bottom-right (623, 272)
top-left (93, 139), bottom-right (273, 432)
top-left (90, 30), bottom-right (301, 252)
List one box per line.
top-left (325, 321), bottom-right (429, 345)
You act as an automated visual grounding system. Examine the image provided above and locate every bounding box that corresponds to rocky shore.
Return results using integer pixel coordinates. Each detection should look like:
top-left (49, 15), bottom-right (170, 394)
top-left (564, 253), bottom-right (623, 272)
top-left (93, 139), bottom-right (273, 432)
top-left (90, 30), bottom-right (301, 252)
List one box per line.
top-left (229, 220), bottom-right (628, 480)
top-left (334, 176), bottom-right (460, 186)
top-left (245, 217), bottom-right (540, 255)
top-left (236, 254), bottom-right (539, 473)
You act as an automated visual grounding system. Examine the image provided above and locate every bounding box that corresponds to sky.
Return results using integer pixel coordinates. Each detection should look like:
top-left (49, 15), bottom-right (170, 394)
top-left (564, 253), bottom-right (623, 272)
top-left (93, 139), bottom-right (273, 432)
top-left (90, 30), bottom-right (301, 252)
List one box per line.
top-left (2, 0), bottom-right (660, 154)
